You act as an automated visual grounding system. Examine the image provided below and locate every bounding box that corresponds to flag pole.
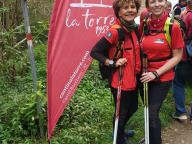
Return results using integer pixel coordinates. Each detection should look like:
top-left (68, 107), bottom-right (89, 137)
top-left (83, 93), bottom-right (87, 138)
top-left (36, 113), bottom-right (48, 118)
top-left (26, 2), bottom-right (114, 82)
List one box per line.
top-left (21, 0), bottom-right (44, 137)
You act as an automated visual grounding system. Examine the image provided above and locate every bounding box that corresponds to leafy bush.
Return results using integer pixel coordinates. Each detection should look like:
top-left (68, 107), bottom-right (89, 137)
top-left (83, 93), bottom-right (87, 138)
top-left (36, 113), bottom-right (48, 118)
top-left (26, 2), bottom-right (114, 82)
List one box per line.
top-left (31, 21), bottom-right (49, 45)
top-left (50, 61), bottom-right (114, 144)
top-left (1, 58), bottom-right (191, 143)
top-left (19, 81), bottom-right (47, 136)
top-left (0, 43), bottom-right (47, 143)
top-left (0, 20), bottom-right (48, 83)
top-left (33, 44), bottom-right (47, 84)
top-left (0, 25), bottom-right (29, 82)
top-left (0, 81), bottom-right (47, 143)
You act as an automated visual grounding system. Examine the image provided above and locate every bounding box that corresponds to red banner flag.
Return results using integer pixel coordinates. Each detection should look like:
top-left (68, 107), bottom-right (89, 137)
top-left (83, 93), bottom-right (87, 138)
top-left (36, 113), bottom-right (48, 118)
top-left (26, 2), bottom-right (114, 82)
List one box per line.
top-left (47, 0), bottom-right (115, 139)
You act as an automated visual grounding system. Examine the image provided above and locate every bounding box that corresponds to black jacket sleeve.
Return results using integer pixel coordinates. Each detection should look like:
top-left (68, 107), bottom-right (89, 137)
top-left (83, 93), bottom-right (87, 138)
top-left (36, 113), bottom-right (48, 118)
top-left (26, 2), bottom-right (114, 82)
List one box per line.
top-left (90, 37), bottom-right (113, 63)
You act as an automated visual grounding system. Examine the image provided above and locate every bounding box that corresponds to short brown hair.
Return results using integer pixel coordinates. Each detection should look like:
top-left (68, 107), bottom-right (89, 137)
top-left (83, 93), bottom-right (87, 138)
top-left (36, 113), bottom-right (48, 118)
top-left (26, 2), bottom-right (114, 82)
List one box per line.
top-left (113, 0), bottom-right (141, 18)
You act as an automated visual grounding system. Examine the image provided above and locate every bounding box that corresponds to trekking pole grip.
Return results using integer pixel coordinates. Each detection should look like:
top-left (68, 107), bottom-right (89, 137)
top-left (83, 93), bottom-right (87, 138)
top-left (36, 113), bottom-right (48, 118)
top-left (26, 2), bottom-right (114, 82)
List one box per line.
top-left (143, 53), bottom-right (148, 73)
top-left (142, 53), bottom-right (148, 106)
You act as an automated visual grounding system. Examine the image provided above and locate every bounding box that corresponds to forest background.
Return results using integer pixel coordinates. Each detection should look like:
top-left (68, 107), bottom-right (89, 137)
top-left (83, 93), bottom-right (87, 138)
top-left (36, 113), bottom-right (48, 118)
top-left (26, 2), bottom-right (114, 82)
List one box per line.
top-left (0, 0), bottom-right (191, 144)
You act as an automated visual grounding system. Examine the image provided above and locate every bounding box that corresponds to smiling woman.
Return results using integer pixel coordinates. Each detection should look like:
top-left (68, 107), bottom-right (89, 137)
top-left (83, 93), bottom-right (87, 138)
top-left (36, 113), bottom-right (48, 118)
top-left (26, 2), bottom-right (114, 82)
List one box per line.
top-left (90, 0), bottom-right (141, 143)
top-left (118, 1), bottom-right (137, 21)
top-left (146, 0), bottom-right (167, 18)
top-left (139, 0), bottom-right (184, 144)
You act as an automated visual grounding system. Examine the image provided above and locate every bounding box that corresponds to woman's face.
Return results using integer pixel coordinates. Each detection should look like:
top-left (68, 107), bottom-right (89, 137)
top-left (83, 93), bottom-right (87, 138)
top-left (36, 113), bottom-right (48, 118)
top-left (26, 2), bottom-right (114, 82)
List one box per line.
top-left (147, 0), bottom-right (166, 18)
top-left (118, 1), bottom-right (137, 22)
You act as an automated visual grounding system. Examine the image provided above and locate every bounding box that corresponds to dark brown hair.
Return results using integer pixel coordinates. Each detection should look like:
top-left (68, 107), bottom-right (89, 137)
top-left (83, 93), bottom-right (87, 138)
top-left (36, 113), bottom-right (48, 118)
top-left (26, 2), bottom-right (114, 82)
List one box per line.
top-left (113, 0), bottom-right (141, 18)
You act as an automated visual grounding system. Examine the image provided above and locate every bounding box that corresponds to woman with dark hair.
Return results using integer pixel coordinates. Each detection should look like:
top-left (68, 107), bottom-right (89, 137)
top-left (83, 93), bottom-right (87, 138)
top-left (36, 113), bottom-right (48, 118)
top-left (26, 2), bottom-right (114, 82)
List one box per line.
top-left (90, 0), bottom-right (141, 143)
top-left (139, 0), bottom-right (184, 144)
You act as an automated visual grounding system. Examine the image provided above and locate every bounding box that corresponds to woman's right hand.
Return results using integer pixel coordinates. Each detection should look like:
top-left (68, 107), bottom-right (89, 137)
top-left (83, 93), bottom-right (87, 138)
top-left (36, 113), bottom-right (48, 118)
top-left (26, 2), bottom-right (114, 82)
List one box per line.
top-left (140, 72), bottom-right (156, 83)
top-left (115, 58), bottom-right (127, 67)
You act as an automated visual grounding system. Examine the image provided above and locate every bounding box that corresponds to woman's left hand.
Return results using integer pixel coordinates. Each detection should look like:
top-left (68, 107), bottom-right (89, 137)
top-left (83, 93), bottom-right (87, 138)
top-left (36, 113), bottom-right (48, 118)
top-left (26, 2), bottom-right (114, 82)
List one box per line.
top-left (140, 72), bottom-right (156, 83)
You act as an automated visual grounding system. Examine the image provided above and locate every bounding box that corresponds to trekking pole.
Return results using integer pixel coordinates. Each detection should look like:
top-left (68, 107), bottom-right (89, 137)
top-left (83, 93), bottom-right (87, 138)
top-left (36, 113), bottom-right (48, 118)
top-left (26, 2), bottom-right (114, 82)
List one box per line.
top-left (113, 66), bottom-right (123, 144)
top-left (143, 53), bottom-right (149, 144)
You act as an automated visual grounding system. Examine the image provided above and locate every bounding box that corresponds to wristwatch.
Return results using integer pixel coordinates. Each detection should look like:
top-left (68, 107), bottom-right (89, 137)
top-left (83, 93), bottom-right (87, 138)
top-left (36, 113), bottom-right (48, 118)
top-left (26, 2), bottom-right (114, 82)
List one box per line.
top-left (108, 60), bottom-right (115, 68)
top-left (109, 60), bottom-right (114, 65)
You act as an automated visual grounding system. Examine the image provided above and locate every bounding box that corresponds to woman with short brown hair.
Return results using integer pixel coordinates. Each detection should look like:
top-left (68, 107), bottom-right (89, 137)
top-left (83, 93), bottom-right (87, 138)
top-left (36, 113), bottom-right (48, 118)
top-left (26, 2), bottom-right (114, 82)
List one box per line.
top-left (91, 0), bottom-right (141, 143)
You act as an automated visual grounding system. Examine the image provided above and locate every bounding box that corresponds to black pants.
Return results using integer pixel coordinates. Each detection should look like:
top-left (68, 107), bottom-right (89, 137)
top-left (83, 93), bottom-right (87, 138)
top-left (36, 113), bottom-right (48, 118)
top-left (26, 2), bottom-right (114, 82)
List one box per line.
top-left (139, 81), bottom-right (171, 144)
top-left (111, 87), bottom-right (138, 144)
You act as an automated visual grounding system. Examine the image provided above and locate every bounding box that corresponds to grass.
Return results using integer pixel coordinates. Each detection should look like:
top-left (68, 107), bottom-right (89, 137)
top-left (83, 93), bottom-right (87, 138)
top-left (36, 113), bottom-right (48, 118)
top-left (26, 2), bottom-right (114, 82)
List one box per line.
top-left (0, 58), bottom-right (192, 144)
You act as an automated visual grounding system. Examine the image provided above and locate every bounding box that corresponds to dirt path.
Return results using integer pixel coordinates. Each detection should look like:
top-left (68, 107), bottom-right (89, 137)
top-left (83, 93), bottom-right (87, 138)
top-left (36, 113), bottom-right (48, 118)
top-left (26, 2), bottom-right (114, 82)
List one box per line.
top-left (162, 119), bottom-right (192, 144)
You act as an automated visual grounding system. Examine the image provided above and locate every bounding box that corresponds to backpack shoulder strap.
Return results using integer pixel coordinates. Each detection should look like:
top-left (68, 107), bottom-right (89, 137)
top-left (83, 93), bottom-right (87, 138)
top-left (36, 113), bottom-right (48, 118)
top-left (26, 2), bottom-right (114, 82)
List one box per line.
top-left (110, 24), bottom-right (125, 60)
top-left (134, 25), bottom-right (140, 41)
top-left (117, 28), bottom-right (125, 42)
top-left (111, 24), bottom-right (121, 29)
top-left (164, 17), bottom-right (173, 47)
top-left (111, 24), bottom-right (125, 42)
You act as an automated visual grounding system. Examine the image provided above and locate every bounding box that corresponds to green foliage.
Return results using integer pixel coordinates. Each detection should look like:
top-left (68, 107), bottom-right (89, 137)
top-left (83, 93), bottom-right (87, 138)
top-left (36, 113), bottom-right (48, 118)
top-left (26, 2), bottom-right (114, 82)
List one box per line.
top-left (0, 0), bottom-right (48, 143)
top-left (1, 57), bottom-right (192, 143)
top-left (185, 84), bottom-right (192, 106)
top-left (0, 43), bottom-right (47, 143)
top-left (160, 93), bottom-right (175, 127)
top-left (33, 44), bottom-right (47, 84)
top-left (0, 19), bottom-right (191, 143)
top-left (0, 80), bottom-right (47, 143)
top-left (28, 0), bottom-right (53, 22)
top-left (0, 20), bottom-right (48, 83)
top-left (31, 21), bottom-right (49, 44)
top-left (0, 7), bottom-right (9, 13)
top-left (0, 25), bottom-right (28, 82)
top-left (0, 1), bottom-right (191, 143)
top-left (19, 81), bottom-right (47, 136)
top-left (50, 61), bottom-right (113, 144)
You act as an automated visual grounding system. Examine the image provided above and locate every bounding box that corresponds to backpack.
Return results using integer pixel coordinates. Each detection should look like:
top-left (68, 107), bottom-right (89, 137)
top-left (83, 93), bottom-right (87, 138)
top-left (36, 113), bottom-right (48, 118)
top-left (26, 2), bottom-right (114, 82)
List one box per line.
top-left (173, 16), bottom-right (187, 39)
top-left (99, 25), bottom-right (125, 81)
top-left (185, 11), bottom-right (192, 58)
